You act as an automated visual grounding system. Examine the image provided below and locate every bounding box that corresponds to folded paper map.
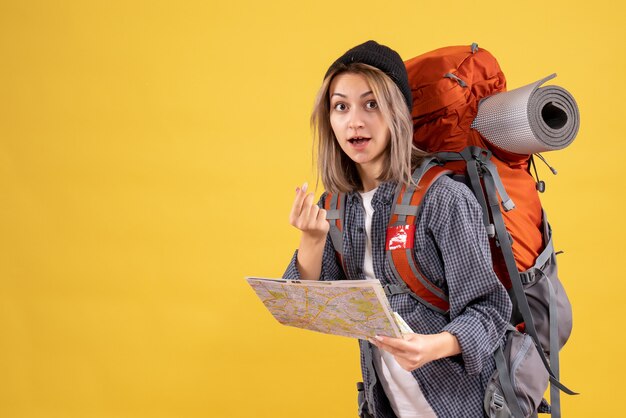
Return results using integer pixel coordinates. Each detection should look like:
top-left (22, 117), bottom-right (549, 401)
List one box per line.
top-left (246, 277), bottom-right (408, 340)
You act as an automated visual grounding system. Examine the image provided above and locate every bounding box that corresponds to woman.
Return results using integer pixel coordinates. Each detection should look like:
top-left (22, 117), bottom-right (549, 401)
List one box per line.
top-left (283, 40), bottom-right (512, 418)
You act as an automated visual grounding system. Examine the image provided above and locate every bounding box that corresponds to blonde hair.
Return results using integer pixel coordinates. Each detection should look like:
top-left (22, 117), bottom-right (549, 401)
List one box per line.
top-left (311, 63), bottom-right (427, 193)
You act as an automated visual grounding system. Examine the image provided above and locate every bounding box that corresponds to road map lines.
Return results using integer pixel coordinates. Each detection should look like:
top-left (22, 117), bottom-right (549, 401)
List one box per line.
top-left (247, 278), bottom-right (402, 339)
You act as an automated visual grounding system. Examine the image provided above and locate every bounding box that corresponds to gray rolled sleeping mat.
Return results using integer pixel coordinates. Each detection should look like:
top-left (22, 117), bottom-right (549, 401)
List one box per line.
top-left (471, 74), bottom-right (580, 155)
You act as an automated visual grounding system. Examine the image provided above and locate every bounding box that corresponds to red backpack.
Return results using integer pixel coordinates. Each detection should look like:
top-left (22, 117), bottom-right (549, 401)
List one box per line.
top-left (325, 43), bottom-right (576, 418)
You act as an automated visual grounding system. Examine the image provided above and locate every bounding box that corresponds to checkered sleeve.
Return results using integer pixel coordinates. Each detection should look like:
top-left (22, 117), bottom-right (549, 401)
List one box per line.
top-left (426, 179), bottom-right (512, 375)
top-left (282, 193), bottom-right (346, 282)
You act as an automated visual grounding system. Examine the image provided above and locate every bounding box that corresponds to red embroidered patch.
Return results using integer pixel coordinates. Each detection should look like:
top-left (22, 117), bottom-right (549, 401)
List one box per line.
top-left (386, 225), bottom-right (415, 250)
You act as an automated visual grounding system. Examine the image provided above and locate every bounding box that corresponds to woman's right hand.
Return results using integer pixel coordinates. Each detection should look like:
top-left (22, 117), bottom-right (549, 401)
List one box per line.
top-left (289, 183), bottom-right (329, 280)
top-left (289, 182), bottom-right (329, 242)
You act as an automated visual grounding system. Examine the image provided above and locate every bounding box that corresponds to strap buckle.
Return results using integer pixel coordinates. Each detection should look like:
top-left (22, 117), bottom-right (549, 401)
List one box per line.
top-left (491, 392), bottom-right (505, 410)
top-left (519, 270), bottom-right (537, 285)
top-left (383, 283), bottom-right (410, 297)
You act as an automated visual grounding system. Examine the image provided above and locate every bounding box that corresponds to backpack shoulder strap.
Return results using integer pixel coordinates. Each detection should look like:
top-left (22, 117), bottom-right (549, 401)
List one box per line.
top-left (386, 164), bottom-right (452, 314)
top-left (323, 164), bottom-right (453, 315)
top-left (324, 192), bottom-right (347, 272)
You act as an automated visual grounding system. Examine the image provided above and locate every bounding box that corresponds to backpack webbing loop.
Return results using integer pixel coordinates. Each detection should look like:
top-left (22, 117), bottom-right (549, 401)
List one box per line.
top-left (483, 159), bottom-right (516, 211)
top-left (443, 72), bottom-right (468, 87)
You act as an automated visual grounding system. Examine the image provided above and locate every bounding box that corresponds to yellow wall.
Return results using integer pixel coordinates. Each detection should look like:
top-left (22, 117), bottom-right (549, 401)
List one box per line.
top-left (0, 0), bottom-right (623, 417)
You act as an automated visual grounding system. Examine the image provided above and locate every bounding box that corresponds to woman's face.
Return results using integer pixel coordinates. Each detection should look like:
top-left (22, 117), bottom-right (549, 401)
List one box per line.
top-left (329, 72), bottom-right (391, 175)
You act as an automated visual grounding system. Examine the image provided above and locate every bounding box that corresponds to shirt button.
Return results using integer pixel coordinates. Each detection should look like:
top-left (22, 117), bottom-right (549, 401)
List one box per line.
top-left (356, 267), bottom-right (363, 274)
top-left (358, 227), bottom-right (364, 233)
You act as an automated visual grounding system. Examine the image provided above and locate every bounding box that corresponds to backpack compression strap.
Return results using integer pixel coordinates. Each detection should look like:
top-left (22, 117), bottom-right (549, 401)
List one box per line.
top-left (482, 161), bottom-right (577, 418)
top-left (386, 165), bottom-right (452, 314)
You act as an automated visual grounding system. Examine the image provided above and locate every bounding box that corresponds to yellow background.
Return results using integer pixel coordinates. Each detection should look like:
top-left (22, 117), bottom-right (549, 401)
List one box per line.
top-left (1, 0), bottom-right (624, 417)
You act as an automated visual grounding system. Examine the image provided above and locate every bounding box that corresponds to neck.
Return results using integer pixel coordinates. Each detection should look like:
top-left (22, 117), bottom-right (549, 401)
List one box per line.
top-left (357, 163), bottom-right (382, 192)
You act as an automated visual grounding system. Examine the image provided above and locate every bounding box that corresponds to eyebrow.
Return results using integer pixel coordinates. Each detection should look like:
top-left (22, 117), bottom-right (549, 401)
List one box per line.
top-left (330, 90), bottom-right (374, 99)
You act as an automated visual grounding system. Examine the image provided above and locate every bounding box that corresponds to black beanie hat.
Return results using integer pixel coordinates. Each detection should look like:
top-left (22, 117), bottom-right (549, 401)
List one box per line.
top-left (324, 40), bottom-right (412, 112)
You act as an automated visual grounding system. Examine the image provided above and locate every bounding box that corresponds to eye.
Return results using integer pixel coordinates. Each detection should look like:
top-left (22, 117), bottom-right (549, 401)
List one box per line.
top-left (333, 102), bottom-right (347, 111)
top-left (365, 100), bottom-right (378, 110)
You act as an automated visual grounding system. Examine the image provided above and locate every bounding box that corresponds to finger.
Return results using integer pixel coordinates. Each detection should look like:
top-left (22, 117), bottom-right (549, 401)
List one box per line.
top-left (374, 335), bottom-right (412, 352)
top-left (289, 183), bottom-right (310, 221)
top-left (378, 344), bottom-right (405, 357)
top-left (307, 203), bottom-right (320, 228)
top-left (374, 339), bottom-right (407, 356)
top-left (290, 196), bottom-right (310, 227)
top-left (293, 193), bottom-right (316, 229)
top-left (317, 208), bottom-right (328, 222)
top-left (289, 196), bottom-right (305, 224)
top-left (316, 208), bottom-right (329, 231)
top-left (369, 339), bottom-right (406, 358)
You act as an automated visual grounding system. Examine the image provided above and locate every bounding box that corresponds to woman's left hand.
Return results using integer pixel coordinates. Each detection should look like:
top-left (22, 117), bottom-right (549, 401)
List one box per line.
top-left (369, 332), bottom-right (461, 372)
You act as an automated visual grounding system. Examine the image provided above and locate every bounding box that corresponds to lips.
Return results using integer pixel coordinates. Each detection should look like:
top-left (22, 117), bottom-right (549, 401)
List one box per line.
top-left (348, 136), bottom-right (371, 145)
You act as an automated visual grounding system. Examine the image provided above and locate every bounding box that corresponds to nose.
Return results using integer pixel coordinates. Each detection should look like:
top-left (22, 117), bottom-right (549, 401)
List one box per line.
top-left (348, 107), bottom-right (365, 130)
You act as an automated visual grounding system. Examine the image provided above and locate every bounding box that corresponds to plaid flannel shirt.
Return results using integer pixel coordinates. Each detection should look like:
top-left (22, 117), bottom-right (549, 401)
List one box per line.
top-left (283, 176), bottom-right (512, 418)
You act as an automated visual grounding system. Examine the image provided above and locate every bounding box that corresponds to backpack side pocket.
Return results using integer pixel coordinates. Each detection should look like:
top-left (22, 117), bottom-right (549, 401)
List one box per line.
top-left (484, 330), bottom-right (549, 418)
